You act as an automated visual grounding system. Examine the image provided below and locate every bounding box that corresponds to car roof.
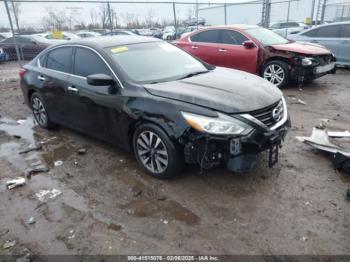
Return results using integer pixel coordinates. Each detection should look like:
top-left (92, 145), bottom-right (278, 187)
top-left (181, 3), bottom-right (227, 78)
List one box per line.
top-left (59, 35), bottom-right (161, 49)
top-left (198, 24), bottom-right (260, 30)
top-left (297, 21), bottom-right (350, 34)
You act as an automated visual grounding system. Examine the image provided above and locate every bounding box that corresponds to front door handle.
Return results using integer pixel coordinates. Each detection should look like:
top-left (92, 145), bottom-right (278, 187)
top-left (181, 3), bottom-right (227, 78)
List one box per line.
top-left (191, 45), bottom-right (198, 49)
top-left (37, 75), bottom-right (45, 81)
top-left (218, 48), bottom-right (227, 52)
top-left (67, 86), bottom-right (79, 94)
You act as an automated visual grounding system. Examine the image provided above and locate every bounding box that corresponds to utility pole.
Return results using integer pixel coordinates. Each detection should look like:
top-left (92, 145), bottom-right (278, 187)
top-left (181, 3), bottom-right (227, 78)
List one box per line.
top-left (173, 2), bottom-right (177, 39)
top-left (261, 0), bottom-right (271, 28)
top-left (196, 0), bottom-right (199, 29)
top-left (285, 0), bottom-right (291, 37)
top-left (310, 0), bottom-right (316, 25)
top-left (320, 0), bottom-right (328, 24)
top-left (224, 3), bottom-right (227, 25)
top-left (10, 1), bottom-right (20, 32)
top-left (10, 0), bottom-right (24, 60)
top-left (4, 0), bottom-right (22, 65)
top-left (107, 1), bottom-right (113, 32)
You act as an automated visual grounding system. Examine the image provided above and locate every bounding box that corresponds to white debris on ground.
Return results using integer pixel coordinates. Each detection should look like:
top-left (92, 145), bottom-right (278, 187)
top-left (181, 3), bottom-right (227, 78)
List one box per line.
top-left (35, 189), bottom-right (62, 202)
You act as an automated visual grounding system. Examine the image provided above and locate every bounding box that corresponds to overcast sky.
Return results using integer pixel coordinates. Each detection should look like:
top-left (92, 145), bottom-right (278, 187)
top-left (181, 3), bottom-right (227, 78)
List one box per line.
top-left (0, 0), bottom-right (345, 29)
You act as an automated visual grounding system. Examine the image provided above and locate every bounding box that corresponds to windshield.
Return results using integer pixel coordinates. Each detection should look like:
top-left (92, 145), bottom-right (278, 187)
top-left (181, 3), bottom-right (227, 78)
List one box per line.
top-left (107, 42), bottom-right (208, 84)
top-left (245, 27), bottom-right (289, 45)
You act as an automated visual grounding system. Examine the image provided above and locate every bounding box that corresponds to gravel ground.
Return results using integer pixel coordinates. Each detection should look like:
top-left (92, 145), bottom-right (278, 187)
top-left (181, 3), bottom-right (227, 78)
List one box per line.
top-left (0, 61), bottom-right (349, 257)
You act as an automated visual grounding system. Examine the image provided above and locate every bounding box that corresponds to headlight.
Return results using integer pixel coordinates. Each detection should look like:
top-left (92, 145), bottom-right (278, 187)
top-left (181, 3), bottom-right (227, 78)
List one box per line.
top-left (181, 112), bottom-right (251, 135)
top-left (301, 57), bottom-right (313, 66)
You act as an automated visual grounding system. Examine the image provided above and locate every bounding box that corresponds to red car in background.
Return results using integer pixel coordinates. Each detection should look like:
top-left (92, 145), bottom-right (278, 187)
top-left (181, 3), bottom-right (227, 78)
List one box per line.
top-left (174, 25), bottom-right (336, 87)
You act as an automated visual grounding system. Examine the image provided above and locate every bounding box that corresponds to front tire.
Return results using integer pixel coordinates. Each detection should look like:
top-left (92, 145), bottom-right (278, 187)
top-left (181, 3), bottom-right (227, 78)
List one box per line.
top-left (30, 92), bottom-right (55, 129)
top-left (133, 123), bottom-right (184, 179)
top-left (262, 60), bottom-right (289, 88)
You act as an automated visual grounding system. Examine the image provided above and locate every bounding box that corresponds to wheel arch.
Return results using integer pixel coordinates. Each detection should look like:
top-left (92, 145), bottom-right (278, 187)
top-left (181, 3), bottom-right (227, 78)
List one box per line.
top-left (27, 89), bottom-right (37, 107)
top-left (260, 56), bottom-right (291, 75)
top-left (127, 118), bottom-right (179, 153)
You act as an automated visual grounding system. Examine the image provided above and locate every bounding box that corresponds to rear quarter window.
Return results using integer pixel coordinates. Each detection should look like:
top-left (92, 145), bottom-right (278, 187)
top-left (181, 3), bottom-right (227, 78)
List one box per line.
top-left (46, 47), bottom-right (73, 73)
top-left (304, 25), bottom-right (341, 38)
top-left (191, 30), bottom-right (220, 44)
top-left (340, 24), bottom-right (350, 38)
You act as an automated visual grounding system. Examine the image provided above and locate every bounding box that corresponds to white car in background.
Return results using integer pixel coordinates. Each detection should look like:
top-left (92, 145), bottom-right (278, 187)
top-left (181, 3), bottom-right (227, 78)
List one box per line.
top-left (38, 31), bottom-right (80, 41)
top-left (270, 21), bottom-right (309, 37)
top-left (76, 31), bottom-right (101, 38)
top-left (0, 32), bottom-right (12, 41)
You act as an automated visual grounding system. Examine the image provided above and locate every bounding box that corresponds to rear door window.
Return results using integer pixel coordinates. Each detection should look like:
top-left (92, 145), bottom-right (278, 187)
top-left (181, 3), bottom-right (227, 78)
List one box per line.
top-left (73, 47), bottom-right (111, 77)
top-left (190, 30), bottom-right (220, 44)
top-left (219, 30), bottom-right (248, 45)
top-left (46, 47), bottom-right (73, 73)
top-left (340, 24), bottom-right (350, 38)
top-left (312, 25), bottom-right (341, 38)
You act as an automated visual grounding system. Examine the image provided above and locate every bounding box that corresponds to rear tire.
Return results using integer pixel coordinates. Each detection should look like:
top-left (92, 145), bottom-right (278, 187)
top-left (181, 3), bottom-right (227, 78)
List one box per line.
top-left (30, 92), bottom-right (56, 129)
top-left (133, 123), bottom-right (184, 179)
top-left (262, 60), bottom-right (289, 88)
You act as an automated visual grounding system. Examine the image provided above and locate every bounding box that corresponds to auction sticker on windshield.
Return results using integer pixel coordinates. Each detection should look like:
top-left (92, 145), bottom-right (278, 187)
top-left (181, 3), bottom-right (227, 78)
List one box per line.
top-left (111, 46), bottom-right (129, 53)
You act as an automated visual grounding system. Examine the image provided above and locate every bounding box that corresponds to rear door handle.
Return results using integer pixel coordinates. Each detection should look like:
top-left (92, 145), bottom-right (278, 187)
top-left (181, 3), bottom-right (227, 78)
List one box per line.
top-left (218, 48), bottom-right (227, 52)
top-left (191, 45), bottom-right (198, 49)
top-left (67, 86), bottom-right (79, 94)
top-left (37, 75), bottom-right (45, 81)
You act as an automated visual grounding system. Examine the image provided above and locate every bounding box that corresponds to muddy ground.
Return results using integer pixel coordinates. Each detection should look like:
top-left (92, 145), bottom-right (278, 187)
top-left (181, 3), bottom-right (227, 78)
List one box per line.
top-left (0, 61), bottom-right (349, 257)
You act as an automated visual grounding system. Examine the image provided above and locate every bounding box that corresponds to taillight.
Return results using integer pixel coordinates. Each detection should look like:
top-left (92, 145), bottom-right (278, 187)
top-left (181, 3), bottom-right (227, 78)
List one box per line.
top-left (19, 68), bottom-right (27, 79)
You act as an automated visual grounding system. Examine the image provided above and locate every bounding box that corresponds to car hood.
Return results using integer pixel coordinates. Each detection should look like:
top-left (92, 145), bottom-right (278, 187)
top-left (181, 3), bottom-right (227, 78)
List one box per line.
top-left (270, 41), bottom-right (331, 55)
top-left (143, 67), bottom-right (282, 114)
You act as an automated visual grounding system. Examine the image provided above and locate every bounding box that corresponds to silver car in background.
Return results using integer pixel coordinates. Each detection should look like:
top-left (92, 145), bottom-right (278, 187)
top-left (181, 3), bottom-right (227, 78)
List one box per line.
top-left (288, 22), bottom-right (350, 66)
top-left (270, 21), bottom-right (309, 36)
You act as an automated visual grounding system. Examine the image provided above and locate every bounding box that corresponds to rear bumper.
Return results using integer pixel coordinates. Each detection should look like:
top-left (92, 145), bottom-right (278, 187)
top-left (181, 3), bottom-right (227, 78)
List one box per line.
top-left (183, 116), bottom-right (290, 173)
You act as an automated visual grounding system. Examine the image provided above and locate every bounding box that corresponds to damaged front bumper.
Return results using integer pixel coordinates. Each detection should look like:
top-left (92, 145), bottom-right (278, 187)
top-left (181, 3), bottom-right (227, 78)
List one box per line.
top-left (291, 55), bottom-right (336, 83)
top-left (181, 100), bottom-right (290, 173)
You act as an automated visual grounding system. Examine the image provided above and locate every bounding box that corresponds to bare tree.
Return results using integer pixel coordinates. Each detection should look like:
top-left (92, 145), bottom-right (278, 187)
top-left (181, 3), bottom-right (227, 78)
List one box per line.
top-left (145, 9), bottom-right (155, 27)
top-left (42, 9), bottom-right (68, 31)
top-left (187, 7), bottom-right (193, 20)
top-left (98, 3), bottom-right (109, 29)
top-left (90, 10), bottom-right (98, 25)
top-left (123, 12), bottom-right (139, 29)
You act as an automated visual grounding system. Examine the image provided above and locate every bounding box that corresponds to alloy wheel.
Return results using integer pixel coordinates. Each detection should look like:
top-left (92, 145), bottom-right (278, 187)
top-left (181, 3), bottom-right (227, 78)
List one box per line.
top-left (263, 64), bottom-right (285, 86)
top-left (31, 97), bottom-right (47, 126)
top-left (136, 131), bottom-right (169, 174)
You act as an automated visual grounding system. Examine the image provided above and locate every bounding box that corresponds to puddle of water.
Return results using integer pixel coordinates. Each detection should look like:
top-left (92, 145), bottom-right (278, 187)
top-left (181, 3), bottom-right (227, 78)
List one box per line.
top-left (123, 198), bottom-right (200, 226)
top-left (0, 142), bottom-right (28, 171)
top-left (0, 117), bottom-right (36, 144)
top-left (0, 116), bottom-right (76, 171)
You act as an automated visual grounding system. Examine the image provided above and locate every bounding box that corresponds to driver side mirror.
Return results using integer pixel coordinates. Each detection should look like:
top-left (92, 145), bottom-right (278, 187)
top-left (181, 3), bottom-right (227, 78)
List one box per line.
top-left (243, 40), bottom-right (256, 49)
top-left (87, 74), bottom-right (115, 86)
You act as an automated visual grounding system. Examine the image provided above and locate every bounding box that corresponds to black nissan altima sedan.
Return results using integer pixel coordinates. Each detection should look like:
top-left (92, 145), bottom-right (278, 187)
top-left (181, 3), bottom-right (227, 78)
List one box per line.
top-left (20, 35), bottom-right (290, 179)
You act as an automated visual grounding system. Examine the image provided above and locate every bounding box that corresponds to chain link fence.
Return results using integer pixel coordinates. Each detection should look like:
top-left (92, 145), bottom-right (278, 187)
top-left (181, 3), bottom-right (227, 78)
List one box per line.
top-left (325, 3), bottom-right (350, 22)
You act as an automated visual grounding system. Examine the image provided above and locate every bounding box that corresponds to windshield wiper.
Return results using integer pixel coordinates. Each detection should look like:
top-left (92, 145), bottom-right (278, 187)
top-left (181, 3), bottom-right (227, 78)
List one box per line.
top-left (178, 70), bottom-right (209, 80)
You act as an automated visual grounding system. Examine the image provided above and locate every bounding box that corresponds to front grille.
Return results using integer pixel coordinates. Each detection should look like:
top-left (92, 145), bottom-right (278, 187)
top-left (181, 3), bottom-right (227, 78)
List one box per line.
top-left (249, 100), bottom-right (283, 128)
top-left (314, 54), bottom-right (333, 66)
